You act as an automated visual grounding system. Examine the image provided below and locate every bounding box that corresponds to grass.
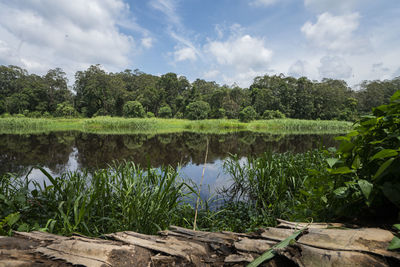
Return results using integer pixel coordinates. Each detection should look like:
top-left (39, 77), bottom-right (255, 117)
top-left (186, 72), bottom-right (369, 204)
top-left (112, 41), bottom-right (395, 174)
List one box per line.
top-left (0, 162), bottom-right (194, 236)
top-left (0, 117), bottom-right (353, 135)
top-left (0, 149), bottom-right (349, 235)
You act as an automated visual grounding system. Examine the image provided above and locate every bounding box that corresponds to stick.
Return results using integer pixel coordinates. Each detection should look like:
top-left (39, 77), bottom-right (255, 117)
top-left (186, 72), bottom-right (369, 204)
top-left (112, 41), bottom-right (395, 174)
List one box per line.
top-left (193, 137), bottom-right (209, 231)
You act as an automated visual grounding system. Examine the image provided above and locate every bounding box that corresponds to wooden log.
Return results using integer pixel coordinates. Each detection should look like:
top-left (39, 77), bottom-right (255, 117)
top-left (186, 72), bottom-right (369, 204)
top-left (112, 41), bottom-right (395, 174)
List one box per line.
top-left (0, 221), bottom-right (399, 266)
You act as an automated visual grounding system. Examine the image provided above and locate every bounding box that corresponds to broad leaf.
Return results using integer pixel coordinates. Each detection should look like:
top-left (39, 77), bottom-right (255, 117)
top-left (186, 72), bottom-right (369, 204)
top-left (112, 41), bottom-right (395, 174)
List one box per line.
top-left (358, 179), bottom-right (373, 200)
top-left (330, 167), bottom-right (355, 174)
top-left (373, 158), bottom-right (395, 180)
top-left (388, 236), bottom-right (400, 250)
top-left (370, 149), bottom-right (398, 161)
top-left (326, 158), bottom-right (339, 168)
top-left (333, 187), bottom-right (348, 198)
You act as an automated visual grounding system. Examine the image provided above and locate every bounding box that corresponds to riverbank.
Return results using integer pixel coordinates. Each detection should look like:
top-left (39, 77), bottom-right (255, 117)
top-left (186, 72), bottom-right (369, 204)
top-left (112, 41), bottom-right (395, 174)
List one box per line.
top-left (0, 117), bottom-right (353, 135)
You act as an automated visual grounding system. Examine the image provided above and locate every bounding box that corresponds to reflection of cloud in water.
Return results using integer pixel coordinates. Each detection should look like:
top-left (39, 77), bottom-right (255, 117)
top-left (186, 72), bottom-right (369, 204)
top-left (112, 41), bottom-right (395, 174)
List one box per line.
top-left (27, 147), bottom-right (80, 189)
top-left (180, 159), bottom-right (234, 200)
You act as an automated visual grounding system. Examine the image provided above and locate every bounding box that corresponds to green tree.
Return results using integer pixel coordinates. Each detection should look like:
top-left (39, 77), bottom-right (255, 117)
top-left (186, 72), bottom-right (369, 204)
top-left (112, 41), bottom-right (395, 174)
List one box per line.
top-left (158, 105), bottom-right (172, 118)
top-left (239, 106), bottom-right (257, 122)
top-left (123, 101), bottom-right (145, 118)
top-left (185, 101), bottom-right (210, 120)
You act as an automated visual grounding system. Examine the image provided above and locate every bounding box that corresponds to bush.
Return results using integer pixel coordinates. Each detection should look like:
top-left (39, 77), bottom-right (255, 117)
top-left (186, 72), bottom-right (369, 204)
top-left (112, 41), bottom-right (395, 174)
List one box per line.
top-left (146, 111), bottom-right (155, 118)
top-left (211, 108), bottom-right (226, 119)
top-left (327, 90), bottom-right (400, 218)
top-left (122, 101), bottom-right (145, 118)
top-left (174, 111), bottom-right (183, 119)
top-left (239, 106), bottom-right (257, 122)
top-left (263, 110), bottom-right (285, 120)
top-left (55, 102), bottom-right (78, 117)
top-left (185, 101), bottom-right (210, 120)
top-left (158, 105), bottom-right (172, 118)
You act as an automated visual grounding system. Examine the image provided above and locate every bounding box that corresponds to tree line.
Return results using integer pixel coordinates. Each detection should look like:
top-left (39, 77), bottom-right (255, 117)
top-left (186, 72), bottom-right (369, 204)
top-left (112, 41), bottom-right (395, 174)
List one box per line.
top-left (0, 64), bottom-right (399, 121)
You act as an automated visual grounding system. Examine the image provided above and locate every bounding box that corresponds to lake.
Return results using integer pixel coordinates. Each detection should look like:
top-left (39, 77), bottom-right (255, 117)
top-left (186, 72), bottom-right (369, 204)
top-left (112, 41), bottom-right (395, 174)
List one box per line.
top-left (0, 132), bottom-right (338, 198)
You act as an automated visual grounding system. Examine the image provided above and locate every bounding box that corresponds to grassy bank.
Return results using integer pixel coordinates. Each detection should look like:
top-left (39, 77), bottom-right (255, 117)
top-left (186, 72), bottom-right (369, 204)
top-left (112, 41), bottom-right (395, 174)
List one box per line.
top-left (0, 117), bottom-right (353, 135)
top-left (0, 152), bottom-right (330, 236)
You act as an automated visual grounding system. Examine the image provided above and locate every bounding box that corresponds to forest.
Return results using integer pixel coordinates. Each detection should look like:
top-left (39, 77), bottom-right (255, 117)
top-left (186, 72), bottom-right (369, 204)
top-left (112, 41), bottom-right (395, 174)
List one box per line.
top-left (1, 64), bottom-right (399, 121)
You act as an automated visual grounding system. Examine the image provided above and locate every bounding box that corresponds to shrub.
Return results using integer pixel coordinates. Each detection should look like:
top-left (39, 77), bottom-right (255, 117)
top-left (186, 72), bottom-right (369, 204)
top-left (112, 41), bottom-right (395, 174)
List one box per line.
top-left (158, 105), bottom-right (172, 118)
top-left (185, 101), bottom-right (210, 120)
top-left (239, 106), bottom-right (257, 122)
top-left (122, 101), bottom-right (145, 118)
top-left (327, 90), bottom-right (400, 218)
top-left (146, 111), bottom-right (155, 118)
top-left (263, 110), bottom-right (286, 120)
top-left (55, 102), bottom-right (78, 117)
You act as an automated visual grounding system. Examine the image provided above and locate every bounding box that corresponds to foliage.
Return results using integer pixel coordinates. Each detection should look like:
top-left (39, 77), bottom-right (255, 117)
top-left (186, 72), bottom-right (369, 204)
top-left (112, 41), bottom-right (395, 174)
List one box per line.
top-left (388, 224), bottom-right (400, 250)
top-left (122, 101), bottom-right (145, 118)
top-left (186, 101), bottom-right (210, 120)
top-left (55, 102), bottom-right (78, 117)
top-left (0, 163), bottom-right (192, 236)
top-left (219, 150), bottom-right (329, 230)
top-left (146, 111), bottom-right (155, 118)
top-left (263, 110), bottom-right (286, 120)
top-left (158, 105), bottom-right (172, 118)
top-left (239, 106), bottom-right (257, 122)
top-left (321, 90), bottom-right (400, 218)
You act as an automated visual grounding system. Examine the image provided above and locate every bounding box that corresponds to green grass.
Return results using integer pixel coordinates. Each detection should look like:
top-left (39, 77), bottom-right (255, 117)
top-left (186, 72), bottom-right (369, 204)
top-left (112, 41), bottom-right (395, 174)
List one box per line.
top-left (0, 162), bottom-right (194, 236)
top-left (0, 117), bottom-right (353, 135)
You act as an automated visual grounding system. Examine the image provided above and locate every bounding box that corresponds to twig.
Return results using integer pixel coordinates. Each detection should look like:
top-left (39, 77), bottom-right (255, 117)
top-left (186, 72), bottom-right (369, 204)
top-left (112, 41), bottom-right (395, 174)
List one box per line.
top-left (193, 137), bottom-right (209, 230)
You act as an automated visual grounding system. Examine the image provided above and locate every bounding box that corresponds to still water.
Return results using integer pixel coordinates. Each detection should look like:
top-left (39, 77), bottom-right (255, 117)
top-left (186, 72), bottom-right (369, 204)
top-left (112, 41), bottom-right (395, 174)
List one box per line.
top-left (0, 132), bottom-right (338, 197)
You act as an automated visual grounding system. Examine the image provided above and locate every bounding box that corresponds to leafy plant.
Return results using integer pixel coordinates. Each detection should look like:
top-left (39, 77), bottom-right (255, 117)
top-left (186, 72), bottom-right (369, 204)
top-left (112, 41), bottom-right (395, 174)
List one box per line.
top-left (388, 224), bottom-right (400, 250)
top-left (326, 90), bottom-right (400, 217)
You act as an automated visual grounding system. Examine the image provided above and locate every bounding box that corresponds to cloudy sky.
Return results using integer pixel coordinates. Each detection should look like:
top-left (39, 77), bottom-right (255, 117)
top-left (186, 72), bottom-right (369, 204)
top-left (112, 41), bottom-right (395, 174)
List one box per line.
top-left (0, 0), bottom-right (399, 87)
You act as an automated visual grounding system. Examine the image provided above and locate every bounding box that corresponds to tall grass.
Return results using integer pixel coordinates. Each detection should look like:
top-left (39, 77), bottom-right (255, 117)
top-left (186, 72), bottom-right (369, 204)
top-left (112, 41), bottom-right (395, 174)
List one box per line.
top-left (0, 162), bottom-right (193, 235)
top-left (217, 150), bottom-right (331, 231)
top-left (0, 117), bottom-right (353, 135)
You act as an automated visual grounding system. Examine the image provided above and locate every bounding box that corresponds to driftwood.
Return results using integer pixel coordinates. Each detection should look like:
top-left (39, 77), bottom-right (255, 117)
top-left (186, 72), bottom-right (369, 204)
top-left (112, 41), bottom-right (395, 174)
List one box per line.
top-left (1, 220), bottom-right (399, 266)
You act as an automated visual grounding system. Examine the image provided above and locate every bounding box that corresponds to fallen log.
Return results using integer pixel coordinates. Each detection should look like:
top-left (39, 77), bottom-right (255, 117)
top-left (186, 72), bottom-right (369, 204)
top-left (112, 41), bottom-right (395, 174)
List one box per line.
top-left (1, 221), bottom-right (399, 266)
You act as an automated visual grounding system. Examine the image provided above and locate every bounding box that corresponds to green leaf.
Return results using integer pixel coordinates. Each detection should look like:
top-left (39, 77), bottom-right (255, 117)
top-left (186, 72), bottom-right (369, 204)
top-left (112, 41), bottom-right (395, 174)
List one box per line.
top-left (393, 224), bottom-right (400, 231)
top-left (390, 90), bottom-right (400, 101)
top-left (370, 149), bottom-right (398, 161)
top-left (352, 155), bottom-right (361, 169)
top-left (326, 158), bottom-right (339, 168)
top-left (330, 167), bottom-right (355, 174)
top-left (333, 187), bottom-right (348, 197)
top-left (373, 158), bottom-right (395, 180)
top-left (247, 227), bottom-right (306, 267)
top-left (388, 236), bottom-right (400, 250)
top-left (6, 212), bottom-right (20, 227)
top-left (358, 180), bottom-right (373, 200)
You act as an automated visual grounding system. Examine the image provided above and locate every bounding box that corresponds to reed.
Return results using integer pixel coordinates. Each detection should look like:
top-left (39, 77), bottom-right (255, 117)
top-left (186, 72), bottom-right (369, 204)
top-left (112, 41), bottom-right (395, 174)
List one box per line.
top-left (0, 117), bottom-right (353, 135)
top-left (0, 162), bottom-right (193, 236)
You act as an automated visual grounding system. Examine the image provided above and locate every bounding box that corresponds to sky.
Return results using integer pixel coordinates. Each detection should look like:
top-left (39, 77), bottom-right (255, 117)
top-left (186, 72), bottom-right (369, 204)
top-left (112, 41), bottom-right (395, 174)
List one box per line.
top-left (0, 0), bottom-right (399, 87)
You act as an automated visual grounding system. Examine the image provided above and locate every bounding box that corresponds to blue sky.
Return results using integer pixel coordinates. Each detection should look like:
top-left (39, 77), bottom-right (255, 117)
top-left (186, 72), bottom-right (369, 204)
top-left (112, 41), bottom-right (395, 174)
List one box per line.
top-left (0, 0), bottom-right (399, 87)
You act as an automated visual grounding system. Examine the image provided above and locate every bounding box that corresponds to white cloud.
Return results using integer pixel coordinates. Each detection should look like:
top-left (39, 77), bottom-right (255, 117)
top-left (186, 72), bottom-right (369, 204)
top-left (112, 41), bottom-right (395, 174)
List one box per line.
top-left (203, 70), bottom-right (220, 79)
top-left (202, 32), bottom-right (273, 86)
top-left (174, 47), bottom-right (197, 62)
top-left (149, 0), bottom-right (180, 26)
top-left (288, 60), bottom-right (307, 77)
top-left (141, 37), bottom-right (153, 49)
top-left (0, 0), bottom-right (144, 76)
top-left (304, 0), bottom-right (361, 13)
top-left (250, 0), bottom-right (278, 7)
top-left (207, 35), bottom-right (272, 71)
top-left (301, 12), bottom-right (363, 53)
top-left (319, 55), bottom-right (352, 79)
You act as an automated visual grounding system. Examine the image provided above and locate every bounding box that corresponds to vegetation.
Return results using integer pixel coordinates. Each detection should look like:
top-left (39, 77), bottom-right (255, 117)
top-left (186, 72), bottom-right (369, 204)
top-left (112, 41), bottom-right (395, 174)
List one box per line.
top-left (0, 163), bottom-right (192, 236)
top-left (0, 117), bottom-right (352, 135)
top-left (1, 64), bottom-right (398, 121)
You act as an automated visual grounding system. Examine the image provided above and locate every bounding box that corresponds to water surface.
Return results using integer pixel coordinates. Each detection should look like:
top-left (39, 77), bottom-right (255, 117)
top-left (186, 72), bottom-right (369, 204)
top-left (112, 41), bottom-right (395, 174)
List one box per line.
top-left (0, 132), bottom-right (338, 197)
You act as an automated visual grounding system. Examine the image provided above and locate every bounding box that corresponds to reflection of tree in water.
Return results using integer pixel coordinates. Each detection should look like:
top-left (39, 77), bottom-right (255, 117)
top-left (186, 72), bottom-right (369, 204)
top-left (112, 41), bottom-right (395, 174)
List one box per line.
top-left (0, 133), bottom-right (75, 175)
top-left (1, 132), bottom-right (339, 176)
